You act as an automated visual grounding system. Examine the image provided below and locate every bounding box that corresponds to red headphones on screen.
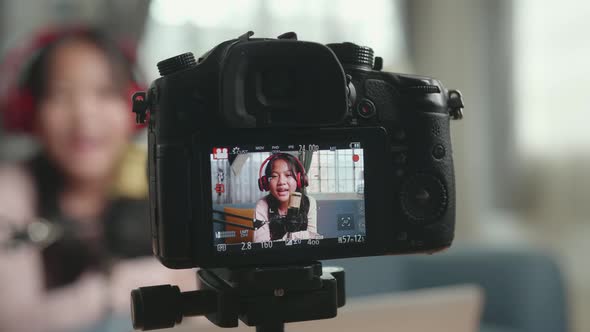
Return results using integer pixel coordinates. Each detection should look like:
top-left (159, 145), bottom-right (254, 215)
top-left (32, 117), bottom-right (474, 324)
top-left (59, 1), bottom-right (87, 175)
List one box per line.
top-left (258, 153), bottom-right (309, 192)
top-left (0, 26), bottom-right (145, 134)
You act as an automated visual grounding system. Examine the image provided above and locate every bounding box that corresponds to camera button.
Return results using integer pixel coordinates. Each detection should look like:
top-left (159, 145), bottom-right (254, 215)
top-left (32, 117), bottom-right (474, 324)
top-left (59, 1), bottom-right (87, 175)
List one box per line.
top-left (357, 98), bottom-right (376, 119)
top-left (396, 232), bottom-right (408, 241)
top-left (432, 144), bottom-right (446, 160)
top-left (393, 130), bottom-right (406, 141)
top-left (394, 153), bottom-right (407, 165)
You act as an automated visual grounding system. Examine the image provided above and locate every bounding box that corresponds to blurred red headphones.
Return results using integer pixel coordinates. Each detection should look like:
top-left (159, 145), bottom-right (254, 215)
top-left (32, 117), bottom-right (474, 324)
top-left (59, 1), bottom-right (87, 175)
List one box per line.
top-left (258, 153), bottom-right (309, 192)
top-left (0, 25), bottom-right (144, 134)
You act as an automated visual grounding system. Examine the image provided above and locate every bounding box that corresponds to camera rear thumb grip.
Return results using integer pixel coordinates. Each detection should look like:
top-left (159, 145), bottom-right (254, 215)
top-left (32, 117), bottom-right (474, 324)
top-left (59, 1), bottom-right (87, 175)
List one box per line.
top-left (131, 285), bottom-right (217, 330)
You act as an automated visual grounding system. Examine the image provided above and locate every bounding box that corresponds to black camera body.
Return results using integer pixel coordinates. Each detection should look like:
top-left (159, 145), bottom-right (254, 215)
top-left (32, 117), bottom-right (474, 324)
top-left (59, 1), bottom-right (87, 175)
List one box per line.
top-left (132, 31), bottom-right (464, 269)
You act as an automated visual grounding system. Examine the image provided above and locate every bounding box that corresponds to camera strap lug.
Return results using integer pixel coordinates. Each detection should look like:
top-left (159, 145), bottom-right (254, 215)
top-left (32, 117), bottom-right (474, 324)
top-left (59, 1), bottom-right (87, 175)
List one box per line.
top-left (448, 89), bottom-right (464, 120)
top-left (132, 91), bottom-right (149, 124)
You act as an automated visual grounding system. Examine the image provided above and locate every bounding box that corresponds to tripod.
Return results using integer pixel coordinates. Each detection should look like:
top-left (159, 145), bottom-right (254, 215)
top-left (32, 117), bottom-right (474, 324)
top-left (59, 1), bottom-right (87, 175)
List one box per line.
top-left (131, 262), bottom-right (346, 332)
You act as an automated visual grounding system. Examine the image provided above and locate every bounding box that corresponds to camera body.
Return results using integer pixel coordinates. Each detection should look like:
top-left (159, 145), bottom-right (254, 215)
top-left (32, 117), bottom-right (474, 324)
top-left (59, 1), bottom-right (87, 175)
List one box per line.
top-left (133, 31), bottom-right (464, 269)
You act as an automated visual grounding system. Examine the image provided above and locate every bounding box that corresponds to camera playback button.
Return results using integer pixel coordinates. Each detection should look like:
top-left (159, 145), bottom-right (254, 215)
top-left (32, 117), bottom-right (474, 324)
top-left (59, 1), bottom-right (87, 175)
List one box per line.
top-left (393, 152), bottom-right (407, 165)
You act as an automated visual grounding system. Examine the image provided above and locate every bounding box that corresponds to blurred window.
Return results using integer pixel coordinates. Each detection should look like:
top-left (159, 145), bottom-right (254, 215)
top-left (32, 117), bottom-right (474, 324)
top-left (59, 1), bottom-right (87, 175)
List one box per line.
top-left (307, 150), bottom-right (364, 194)
top-left (514, 0), bottom-right (590, 157)
top-left (139, 0), bottom-right (408, 81)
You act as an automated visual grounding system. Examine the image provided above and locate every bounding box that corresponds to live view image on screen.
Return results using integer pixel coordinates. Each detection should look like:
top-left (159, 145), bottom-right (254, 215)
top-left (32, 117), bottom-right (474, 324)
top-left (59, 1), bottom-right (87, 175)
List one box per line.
top-left (210, 142), bottom-right (366, 253)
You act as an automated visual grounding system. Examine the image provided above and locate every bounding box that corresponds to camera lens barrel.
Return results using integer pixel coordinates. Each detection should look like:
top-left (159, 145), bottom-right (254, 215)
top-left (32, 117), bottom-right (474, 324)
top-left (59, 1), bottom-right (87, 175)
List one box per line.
top-left (327, 43), bottom-right (374, 70)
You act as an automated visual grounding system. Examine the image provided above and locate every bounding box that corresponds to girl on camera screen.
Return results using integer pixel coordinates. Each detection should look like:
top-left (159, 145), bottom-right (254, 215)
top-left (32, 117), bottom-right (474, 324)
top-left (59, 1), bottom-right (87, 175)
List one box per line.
top-left (253, 153), bottom-right (321, 242)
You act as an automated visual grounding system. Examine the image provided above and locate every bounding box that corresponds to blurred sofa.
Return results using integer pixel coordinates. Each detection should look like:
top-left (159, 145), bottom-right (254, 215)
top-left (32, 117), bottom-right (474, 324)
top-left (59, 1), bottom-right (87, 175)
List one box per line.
top-left (327, 246), bottom-right (569, 332)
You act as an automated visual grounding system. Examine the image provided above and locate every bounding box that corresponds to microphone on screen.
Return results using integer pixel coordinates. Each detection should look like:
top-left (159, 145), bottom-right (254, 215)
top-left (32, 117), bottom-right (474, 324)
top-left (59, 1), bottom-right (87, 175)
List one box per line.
top-left (287, 192), bottom-right (302, 219)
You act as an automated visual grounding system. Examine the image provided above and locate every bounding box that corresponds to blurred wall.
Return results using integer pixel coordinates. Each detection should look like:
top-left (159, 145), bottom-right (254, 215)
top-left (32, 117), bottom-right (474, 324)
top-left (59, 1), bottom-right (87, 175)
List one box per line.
top-left (0, 0), bottom-right (150, 52)
top-left (404, 0), bottom-right (517, 241)
top-left (0, 0), bottom-right (151, 161)
top-left (405, 2), bottom-right (589, 331)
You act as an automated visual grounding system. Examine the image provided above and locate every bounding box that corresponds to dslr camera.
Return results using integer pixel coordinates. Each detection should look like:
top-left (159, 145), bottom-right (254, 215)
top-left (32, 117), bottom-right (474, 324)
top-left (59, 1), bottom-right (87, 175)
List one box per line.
top-left (132, 31), bottom-right (464, 269)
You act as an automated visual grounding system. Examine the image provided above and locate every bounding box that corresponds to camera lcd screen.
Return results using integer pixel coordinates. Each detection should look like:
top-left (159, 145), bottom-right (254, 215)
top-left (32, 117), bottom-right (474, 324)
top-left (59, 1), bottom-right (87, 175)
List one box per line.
top-left (210, 142), bottom-right (366, 254)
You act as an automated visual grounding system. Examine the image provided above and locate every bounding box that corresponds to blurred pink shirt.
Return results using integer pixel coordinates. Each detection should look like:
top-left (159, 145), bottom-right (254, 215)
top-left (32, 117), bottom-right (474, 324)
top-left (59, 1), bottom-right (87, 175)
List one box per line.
top-left (0, 165), bottom-right (196, 332)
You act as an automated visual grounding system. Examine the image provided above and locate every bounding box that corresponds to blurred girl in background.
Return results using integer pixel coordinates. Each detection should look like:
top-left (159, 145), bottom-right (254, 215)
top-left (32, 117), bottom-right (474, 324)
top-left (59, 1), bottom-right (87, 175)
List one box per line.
top-left (0, 26), bottom-right (194, 332)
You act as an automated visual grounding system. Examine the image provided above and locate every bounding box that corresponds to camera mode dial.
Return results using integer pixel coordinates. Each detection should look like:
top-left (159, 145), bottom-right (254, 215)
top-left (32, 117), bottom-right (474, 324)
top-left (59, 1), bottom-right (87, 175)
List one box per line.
top-left (327, 43), bottom-right (374, 70)
top-left (157, 53), bottom-right (197, 77)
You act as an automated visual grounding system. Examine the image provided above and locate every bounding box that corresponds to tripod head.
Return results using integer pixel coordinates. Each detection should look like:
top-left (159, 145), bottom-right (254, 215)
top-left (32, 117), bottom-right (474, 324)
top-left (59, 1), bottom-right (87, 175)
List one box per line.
top-left (131, 262), bottom-right (345, 331)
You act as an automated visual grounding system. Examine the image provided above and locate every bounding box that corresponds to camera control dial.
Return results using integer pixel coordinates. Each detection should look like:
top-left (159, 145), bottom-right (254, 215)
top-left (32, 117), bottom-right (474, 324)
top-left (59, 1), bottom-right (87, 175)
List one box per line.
top-left (327, 43), bottom-right (374, 70)
top-left (157, 52), bottom-right (197, 77)
top-left (400, 174), bottom-right (448, 224)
